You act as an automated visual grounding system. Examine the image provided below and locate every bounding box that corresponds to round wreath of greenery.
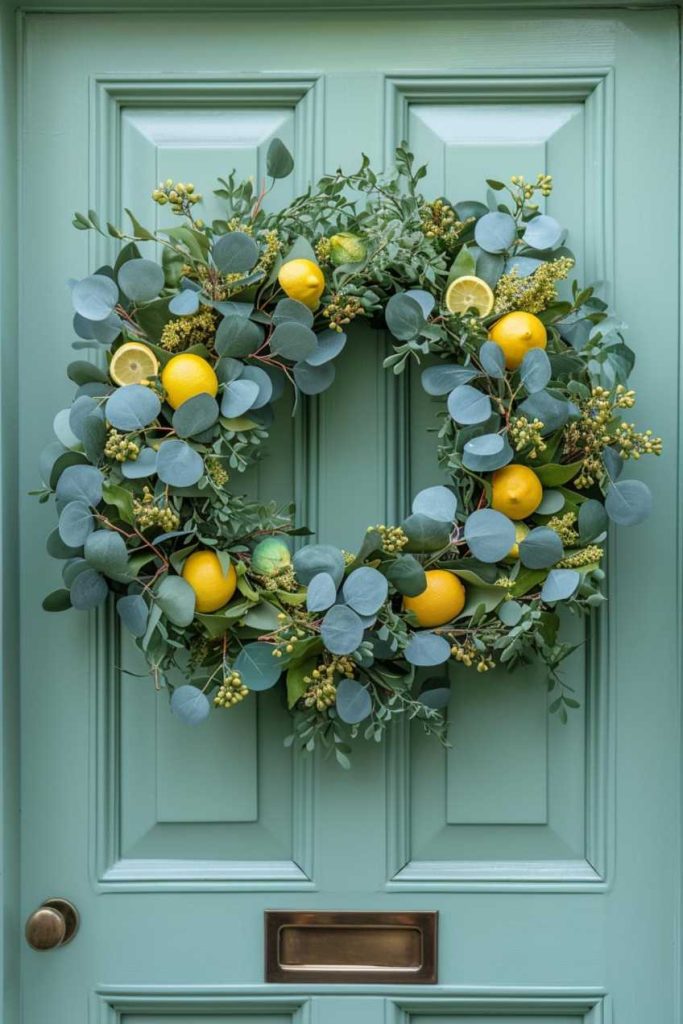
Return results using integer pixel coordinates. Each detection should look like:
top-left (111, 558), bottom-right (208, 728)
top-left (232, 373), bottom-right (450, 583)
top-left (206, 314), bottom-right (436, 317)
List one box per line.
top-left (37, 138), bottom-right (661, 765)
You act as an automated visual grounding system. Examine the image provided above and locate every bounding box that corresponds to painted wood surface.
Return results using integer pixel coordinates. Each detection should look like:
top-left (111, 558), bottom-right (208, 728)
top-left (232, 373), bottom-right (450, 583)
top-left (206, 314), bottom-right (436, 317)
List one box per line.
top-left (13, 6), bottom-right (681, 1023)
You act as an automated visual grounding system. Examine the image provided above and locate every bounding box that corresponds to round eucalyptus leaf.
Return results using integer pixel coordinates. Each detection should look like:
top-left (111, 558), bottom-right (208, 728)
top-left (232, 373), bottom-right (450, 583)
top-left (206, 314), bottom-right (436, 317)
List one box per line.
top-left (48, 451), bottom-right (89, 491)
top-left (156, 575), bottom-right (196, 627)
top-left (59, 500), bottom-right (95, 548)
top-left (53, 408), bottom-right (81, 449)
top-left (273, 298), bottom-right (313, 327)
top-left (304, 329), bottom-right (347, 366)
top-left (406, 289), bottom-right (435, 318)
top-left (321, 604), bottom-right (365, 655)
top-left (479, 341), bottom-right (506, 379)
top-left (266, 137), bottom-right (294, 179)
top-left (42, 589), bottom-right (72, 612)
top-left (55, 464), bottom-right (103, 507)
top-left (520, 348), bottom-right (552, 393)
top-left (156, 439), bottom-right (204, 487)
top-left (605, 479), bottom-right (652, 526)
top-left (82, 413), bottom-right (107, 463)
top-left (401, 513), bottom-right (451, 553)
top-left (474, 211), bottom-right (517, 254)
top-left (342, 566), bottom-right (389, 616)
top-left (385, 554), bottom-right (427, 598)
top-left (116, 594), bottom-right (149, 637)
top-left (293, 360), bottom-right (336, 395)
top-left (70, 567), bottom-right (109, 610)
top-left (306, 572), bottom-right (338, 613)
top-left (541, 568), bottom-right (581, 603)
top-left (523, 215), bottom-right (564, 251)
top-left (419, 680), bottom-right (452, 710)
top-left (498, 600), bottom-right (523, 626)
top-left (62, 558), bottom-right (89, 589)
top-left (67, 360), bottom-right (109, 386)
top-left (220, 378), bottom-right (259, 418)
top-left (422, 363), bottom-right (478, 396)
top-left (464, 508), bottom-right (515, 563)
top-left (212, 231), bottom-right (259, 275)
top-left (171, 685), bottom-right (210, 725)
top-left (519, 527), bottom-right (564, 569)
top-left (72, 274), bottom-right (119, 321)
top-left (239, 365), bottom-right (273, 409)
top-left (462, 433), bottom-right (513, 473)
top-left (121, 446), bottom-right (158, 479)
top-left (385, 292), bottom-right (425, 341)
top-left (118, 258), bottom-right (164, 302)
top-left (73, 311), bottom-right (123, 345)
top-left (335, 678), bottom-right (372, 724)
top-left (105, 384), bottom-right (161, 431)
top-left (270, 321), bottom-right (317, 362)
top-left (476, 251), bottom-right (505, 288)
top-left (215, 315), bottom-right (263, 358)
top-left (69, 395), bottom-right (103, 440)
top-left (505, 255), bottom-right (543, 277)
top-left (293, 545), bottom-right (345, 587)
top-left (412, 485), bottom-right (457, 524)
top-left (46, 528), bottom-right (82, 560)
top-left (447, 384), bottom-right (492, 425)
top-left (454, 199), bottom-right (488, 221)
top-left (518, 391), bottom-right (570, 434)
top-left (603, 446), bottom-right (624, 481)
top-left (40, 441), bottom-right (68, 486)
top-left (169, 289), bottom-right (200, 316)
top-left (216, 357), bottom-right (244, 385)
top-left (404, 631), bottom-right (451, 667)
top-left (536, 489), bottom-right (565, 516)
top-left (578, 498), bottom-right (608, 543)
top-left (84, 529), bottom-right (129, 576)
top-left (234, 642), bottom-right (282, 691)
top-left (173, 394), bottom-right (220, 438)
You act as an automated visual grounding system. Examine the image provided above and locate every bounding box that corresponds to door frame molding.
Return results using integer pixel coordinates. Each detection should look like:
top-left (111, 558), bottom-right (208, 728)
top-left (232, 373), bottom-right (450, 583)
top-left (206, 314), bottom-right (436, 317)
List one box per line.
top-left (1, 2), bottom-right (681, 1022)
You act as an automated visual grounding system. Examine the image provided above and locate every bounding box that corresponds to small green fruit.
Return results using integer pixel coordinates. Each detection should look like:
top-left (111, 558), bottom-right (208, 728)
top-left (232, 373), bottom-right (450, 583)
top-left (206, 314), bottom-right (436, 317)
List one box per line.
top-left (251, 537), bottom-right (292, 576)
top-left (328, 232), bottom-right (367, 266)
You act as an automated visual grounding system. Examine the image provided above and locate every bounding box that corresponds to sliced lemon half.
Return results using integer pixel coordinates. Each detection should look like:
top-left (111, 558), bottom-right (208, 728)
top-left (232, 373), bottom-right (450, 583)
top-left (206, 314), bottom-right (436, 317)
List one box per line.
top-left (110, 342), bottom-right (159, 386)
top-left (445, 275), bottom-right (495, 317)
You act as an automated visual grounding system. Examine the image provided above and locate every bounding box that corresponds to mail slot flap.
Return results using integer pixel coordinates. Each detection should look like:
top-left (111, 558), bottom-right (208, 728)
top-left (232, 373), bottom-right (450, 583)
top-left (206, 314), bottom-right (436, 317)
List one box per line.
top-left (265, 911), bottom-right (438, 984)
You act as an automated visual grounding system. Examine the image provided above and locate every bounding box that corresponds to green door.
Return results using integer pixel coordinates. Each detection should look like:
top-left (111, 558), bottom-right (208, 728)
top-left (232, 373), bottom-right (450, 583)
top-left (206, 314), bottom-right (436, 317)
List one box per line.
top-left (19, 6), bottom-right (680, 1023)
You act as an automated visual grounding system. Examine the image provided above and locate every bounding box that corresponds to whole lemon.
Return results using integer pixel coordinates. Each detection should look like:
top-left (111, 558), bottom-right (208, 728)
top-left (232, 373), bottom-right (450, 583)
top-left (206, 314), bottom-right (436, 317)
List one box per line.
top-left (403, 569), bottom-right (466, 628)
top-left (182, 550), bottom-right (237, 613)
top-left (161, 353), bottom-right (218, 410)
top-left (277, 258), bottom-right (325, 310)
top-left (506, 522), bottom-right (530, 560)
top-left (251, 537), bottom-right (292, 576)
top-left (492, 465), bottom-right (543, 520)
top-left (488, 311), bottom-right (547, 370)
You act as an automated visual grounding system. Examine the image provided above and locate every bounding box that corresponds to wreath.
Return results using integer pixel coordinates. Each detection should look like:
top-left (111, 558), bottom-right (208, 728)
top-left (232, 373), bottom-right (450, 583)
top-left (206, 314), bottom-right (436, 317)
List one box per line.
top-left (37, 138), bottom-right (660, 766)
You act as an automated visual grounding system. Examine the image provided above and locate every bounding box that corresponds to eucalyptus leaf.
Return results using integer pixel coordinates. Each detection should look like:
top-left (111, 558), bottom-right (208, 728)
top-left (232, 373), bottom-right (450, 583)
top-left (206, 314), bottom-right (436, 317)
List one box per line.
top-left (116, 594), bottom-right (149, 637)
top-left (84, 529), bottom-right (129, 576)
top-left (71, 274), bottom-right (119, 321)
top-left (464, 509), bottom-right (515, 563)
top-left (479, 341), bottom-right (506, 379)
top-left (404, 631), bottom-right (451, 667)
top-left (342, 566), bottom-right (388, 616)
top-left (267, 137), bottom-right (294, 179)
top-left (419, 680), bottom-right (452, 710)
top-left (273, 297), bottom-right (314, 327)
top-left (169, 289), bottom-right (200, 316)
top-left (306, 572), bottom-right (338, 613)
top-left (448, 384), bottom-right (492, 425)
top-left (474, 211), bottom-right (516, 254)
top-left (422, 363), bottom-right (478, 396)
top-left (605, 479), bottom-right (652, 526)
top-left (523, 214), bottom-right (564, 251)
top-left (536, 490), bottom-right (565, 515)
top-left (541, 568), bottom-right (580, 603)
top-left (70, 567), bottom-right (109, 610)
top-left (156, 439), bottom-right (204, 487)
top-left (234, 641), bottom-right (283, 690)
top-left (117, 258), bottom-right (164, 302)
top-left (221, 378), bottom-right (259, 417)
top-left (321, 604), bottom-right (365, 655)
top-left (293, 361), bottom-right (336, 395)
top-left (239, 365), bottom-right (273, 408)
top-left (215, 315), bottom-right (263, 358)
top-left (305, 329), bottom-right (346, 366)
top-left (335, 678), bottom-right (372, 724)
top-left (412, 485), bottom-right (457, 523)
top-left (385, 292), bottom-right (425, 341)
top-left (212, 231), bottom-right (259, 275)
top-left (385, 555), bottom-right (426, 597)
top-left (55, 464), bottom-right (103, 507)
top-left (578, 499), bottom-right (608, 543)
top-left (171, 685), bottom-right (210, 725)
top-left (519, 527), bottom-right (564, 569)
top-left (270, 321), bottom-right (317, 362)
top-left (121, 446), bottom-right (158, 479)
top-left (173, 394), bottom-right (220, 438)
top-left (156, 575), bottom-right (196, 627)
top-left (401, 513), bottom-right (451, 553)
top-left (294, 544), bottom-right (345, 587)
top-left (520, 348), bottom-right (552, 393)
top-left (462, 433), bottom-right (513, 472)
top-left (105, 384), bottom-right (161, 431)
top-left (58, 500), bottom-right (95, 547)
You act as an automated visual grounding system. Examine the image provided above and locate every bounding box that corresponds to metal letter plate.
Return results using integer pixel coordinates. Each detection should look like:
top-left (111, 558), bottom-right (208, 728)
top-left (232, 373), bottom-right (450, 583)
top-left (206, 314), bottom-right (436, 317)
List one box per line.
top-left (265, 910), bottom-right (438, 984)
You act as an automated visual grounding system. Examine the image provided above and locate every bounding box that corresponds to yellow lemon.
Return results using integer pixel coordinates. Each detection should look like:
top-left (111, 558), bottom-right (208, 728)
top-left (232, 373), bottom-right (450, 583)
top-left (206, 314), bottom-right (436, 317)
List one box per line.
top-left (109, 342), bottom-right (159, 386)
top-left (507, 522), bottom-right (530, 560)
top-left (492, 464), bottom-right (543, 520)
top-left (445, 275), bottom-right (494, 316)
top-left (277, 258), bottom-right (325, 310)
top-left (488, 311), bottom-right (547, 370)
top-left (181, 550), bottom-right (237, 613)
top-left (161, 353), bottom-right (218, 410)
top-left (403, 569), bottom-right (466, 628)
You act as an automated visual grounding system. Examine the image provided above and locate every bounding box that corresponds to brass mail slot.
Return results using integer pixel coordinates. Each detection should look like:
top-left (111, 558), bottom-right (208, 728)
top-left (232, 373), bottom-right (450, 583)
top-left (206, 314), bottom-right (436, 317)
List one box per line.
top-left (265, 911), bottom-right (438, 984)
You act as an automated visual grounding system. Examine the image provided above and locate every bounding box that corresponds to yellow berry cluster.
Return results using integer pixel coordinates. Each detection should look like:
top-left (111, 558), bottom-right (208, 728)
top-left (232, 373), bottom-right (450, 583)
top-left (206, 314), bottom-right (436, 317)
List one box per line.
top-left (255, 566), bottom-right (298, 593)
top-left (508, 416), bottom-right (547, 459)
top-left (160, 308), bottom-right (216, 352)
top-left (510, 172), bottom-right (553, 200)
top-left (612, 423), bottom-right (663, 460)
top-left (493, 257), bottom-right (574, 315)
top-left (104, 429), bottom-right (139, 463)
top-left (494, 576), bottom-right (515, 589)
top-left (132, 487), bottom-right (180, 532)
top-left (450, 639), bottom-right (495, 672)
top-left (214, 671), bottom-right (249, 708)
top-left (322, 292), bottom-right (363, 333)
top-left (271, 611), bottom-right (311, 658)
top-left (372, 524), bottom-right (409, 553)
top-left (151, 180), bottom-right (201, 216)
top-left (547, 511), bottom-right (579, 546)
top-left (302, 656), bottom-right (356, 711)
top-left (206, 457), bottom-right (229, 487)
top-left (315, 237), bottom-right (332, 263)
top-left (558, 545), bottom-right (604, 569)
top-left (419, 199), bottom-right (471, 249)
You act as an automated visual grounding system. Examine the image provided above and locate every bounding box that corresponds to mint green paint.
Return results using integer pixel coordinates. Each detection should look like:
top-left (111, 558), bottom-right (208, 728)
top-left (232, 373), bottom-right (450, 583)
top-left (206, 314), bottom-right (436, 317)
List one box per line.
top-left (0, 4), bottom-right (679, 1023)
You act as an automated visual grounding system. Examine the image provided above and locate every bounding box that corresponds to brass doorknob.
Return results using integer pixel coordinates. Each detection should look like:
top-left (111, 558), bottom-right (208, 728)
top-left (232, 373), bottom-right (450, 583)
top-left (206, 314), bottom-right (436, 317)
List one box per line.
top-left (25, 898), bottom-right (79, 951)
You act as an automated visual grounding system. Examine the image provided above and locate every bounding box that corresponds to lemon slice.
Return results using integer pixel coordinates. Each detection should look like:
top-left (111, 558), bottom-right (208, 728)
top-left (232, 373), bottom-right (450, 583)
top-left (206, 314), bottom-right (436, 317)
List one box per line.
top-left (445, 275), bottom-right (494, 316)
top-left (110, 342), bottom-right (159, 386)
